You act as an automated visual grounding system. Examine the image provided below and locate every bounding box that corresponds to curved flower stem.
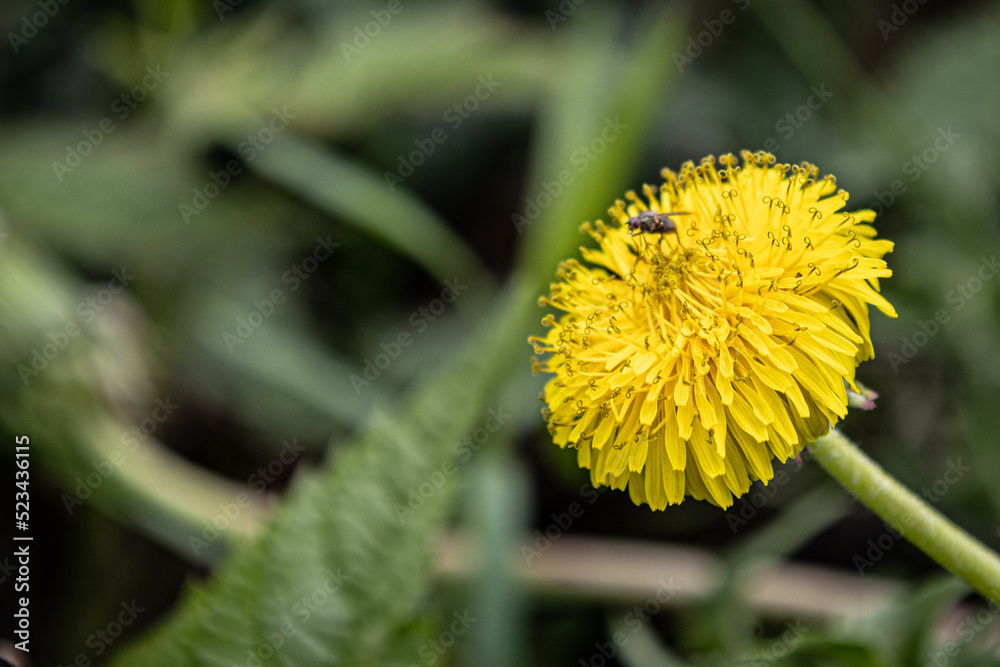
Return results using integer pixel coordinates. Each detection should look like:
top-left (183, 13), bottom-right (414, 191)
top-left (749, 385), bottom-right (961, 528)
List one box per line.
top-left (810, 429), bottom-right (1000, 604)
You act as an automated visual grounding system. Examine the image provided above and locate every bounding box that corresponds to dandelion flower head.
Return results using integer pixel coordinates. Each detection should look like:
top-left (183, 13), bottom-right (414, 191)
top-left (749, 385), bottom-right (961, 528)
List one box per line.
top-left (531, 151), bottom-right (896, 509)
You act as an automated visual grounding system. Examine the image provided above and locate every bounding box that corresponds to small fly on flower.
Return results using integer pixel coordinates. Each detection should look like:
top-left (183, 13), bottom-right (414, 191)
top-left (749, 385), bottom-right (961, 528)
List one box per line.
top-left (626, 210), bottom-right (690, 236)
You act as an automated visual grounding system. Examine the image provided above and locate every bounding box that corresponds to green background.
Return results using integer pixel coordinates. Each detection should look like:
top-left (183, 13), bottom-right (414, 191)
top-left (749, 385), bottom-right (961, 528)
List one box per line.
top-left (1, 0), bottom-right (999, 665)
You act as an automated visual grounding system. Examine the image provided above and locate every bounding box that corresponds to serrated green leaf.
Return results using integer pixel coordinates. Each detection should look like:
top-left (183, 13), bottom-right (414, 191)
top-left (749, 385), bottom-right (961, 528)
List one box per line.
top-left (108, 353), bottom-right (494, 664)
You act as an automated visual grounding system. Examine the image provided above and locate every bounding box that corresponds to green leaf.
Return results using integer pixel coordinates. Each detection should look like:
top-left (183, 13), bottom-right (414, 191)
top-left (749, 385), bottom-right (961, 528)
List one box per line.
top-left (186, 292), bottom-right (387, 428)
top-left (519, 5), bottom-right (686, 282)
top-left (238, 130), bottom-right (495, 292)
top-left (777, 639), bottom-right (883, 667)
top-left (608, 609), bottom-right (695, 667)
top-left (0, 123), bottom-right (310, 271)
top-left (109, 353), bottom-right (496, 665)
top-left (155, 7), bottom-right (552, 140)
top-left (727, 483), bottom-right (850, 562)
top-left (0, 238), bottom-right (269, 561)
top-left (464, 450), bottom-right (531, 667)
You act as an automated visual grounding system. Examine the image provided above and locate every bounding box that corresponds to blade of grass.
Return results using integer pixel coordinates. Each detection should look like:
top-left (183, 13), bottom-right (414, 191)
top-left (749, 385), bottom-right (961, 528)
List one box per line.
top-left (519, 4), bottom-right (686, 285)
top-left (230, 128), bottom-right (496, 294)
top-left (465, 449), bottom-right (530, 667)
top-left (727, 482), bottom-right (851, 563)
top-left (749, 0), bottom-right (918, 151)
top-left (187, 292), bottom-right (387, 427)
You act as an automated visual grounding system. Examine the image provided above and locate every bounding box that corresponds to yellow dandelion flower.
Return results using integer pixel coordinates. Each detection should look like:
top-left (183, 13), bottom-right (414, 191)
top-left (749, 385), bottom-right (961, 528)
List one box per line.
top-left (530, 150), bottom-right (896, 510)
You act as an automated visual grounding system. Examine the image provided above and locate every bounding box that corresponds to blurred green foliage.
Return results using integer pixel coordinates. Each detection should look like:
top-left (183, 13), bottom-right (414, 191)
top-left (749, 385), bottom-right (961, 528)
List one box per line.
top-left (1, 0), bottom-right (999, 665)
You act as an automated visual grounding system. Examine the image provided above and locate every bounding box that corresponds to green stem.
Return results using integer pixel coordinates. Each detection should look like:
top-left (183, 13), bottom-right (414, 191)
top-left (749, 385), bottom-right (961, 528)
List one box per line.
top-left (811, 429), bottom-right (1000, 604)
